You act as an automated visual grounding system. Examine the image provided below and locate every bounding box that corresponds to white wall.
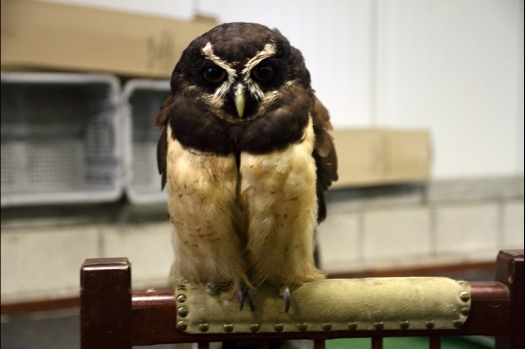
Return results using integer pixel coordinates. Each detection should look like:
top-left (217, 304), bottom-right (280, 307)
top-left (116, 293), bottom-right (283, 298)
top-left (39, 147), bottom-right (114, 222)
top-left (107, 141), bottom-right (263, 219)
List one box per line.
top-left (39, 0), bottom-right (524, 179)
top-left (376, 0), bottom-right (523, 179)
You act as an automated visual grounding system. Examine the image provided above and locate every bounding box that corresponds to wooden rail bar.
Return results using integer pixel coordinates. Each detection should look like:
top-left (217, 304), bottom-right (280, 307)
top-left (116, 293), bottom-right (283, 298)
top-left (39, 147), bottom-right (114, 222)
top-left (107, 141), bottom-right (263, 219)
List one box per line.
top-left (81, 250), bottom-right (523, 349)
top-left (128, 280), bottom-right (511, 345)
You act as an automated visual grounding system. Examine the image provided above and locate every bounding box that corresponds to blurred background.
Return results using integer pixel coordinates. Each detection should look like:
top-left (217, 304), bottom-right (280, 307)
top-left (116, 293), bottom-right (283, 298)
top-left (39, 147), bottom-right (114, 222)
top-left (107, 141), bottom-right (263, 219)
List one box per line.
top-left (1, 0), bottom-right (523, 348)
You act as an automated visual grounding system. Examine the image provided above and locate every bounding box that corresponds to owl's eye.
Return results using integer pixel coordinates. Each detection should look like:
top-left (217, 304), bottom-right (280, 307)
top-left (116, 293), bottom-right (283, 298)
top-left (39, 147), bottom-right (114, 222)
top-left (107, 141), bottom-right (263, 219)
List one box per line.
top-left (252, 65), bottom-right (275, 83)
top-left (203, 66), bottom-right (226, 83)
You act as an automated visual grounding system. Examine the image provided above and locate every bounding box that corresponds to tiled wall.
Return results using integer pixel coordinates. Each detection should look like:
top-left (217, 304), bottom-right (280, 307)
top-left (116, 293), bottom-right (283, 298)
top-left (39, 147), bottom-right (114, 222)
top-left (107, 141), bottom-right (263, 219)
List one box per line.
top-left (318, 176), bottom-right (524, 272)
top-left (1, 219), bottom-right (173, 304)
top-left (1, 176), bottom-right (523, 304)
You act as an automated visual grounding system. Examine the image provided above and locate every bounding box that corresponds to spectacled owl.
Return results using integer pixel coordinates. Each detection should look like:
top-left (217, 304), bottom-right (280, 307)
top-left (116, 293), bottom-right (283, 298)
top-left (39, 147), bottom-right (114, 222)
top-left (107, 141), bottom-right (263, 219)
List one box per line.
top-left (155, 22), bottom-right (338, 312)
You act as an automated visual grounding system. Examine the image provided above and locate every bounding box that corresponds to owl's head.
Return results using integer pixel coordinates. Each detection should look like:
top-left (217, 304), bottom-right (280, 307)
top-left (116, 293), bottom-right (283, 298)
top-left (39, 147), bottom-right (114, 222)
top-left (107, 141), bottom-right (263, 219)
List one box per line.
top-left (170, 22), bottom-right (312, 122)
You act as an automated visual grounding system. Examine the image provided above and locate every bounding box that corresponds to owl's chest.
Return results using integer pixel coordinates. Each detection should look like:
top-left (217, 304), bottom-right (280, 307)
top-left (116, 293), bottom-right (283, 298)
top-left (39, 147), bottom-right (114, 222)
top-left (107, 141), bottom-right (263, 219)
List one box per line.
top-left (165, 118), bottom-right (316, 219)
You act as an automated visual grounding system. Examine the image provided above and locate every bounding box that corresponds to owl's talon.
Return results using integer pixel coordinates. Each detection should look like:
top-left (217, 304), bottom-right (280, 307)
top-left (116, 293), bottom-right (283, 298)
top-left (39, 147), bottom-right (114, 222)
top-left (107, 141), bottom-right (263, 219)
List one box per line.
top-left (206, 281), bottom-right (219, 295)
top-left (248, 290), bottom-right (256, 311)
top-left (238, 287), bottom-right (245, 311)
top-left (280, 286), bottom-right (291, 313)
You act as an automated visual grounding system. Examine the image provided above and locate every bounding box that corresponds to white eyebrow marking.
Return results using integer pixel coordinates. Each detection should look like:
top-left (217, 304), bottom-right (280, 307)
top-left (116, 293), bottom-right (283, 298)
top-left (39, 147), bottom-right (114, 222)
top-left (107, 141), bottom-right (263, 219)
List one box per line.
top-left (202, 42), bottom-right (237, 99)
top-left (241, 43), bottom-right (277, 101)
top-left (242, 43), bottom-right (277, 75)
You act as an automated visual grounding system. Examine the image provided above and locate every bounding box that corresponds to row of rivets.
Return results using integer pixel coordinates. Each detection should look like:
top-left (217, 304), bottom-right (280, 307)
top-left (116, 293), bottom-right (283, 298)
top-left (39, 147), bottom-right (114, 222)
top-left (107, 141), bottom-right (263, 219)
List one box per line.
top-left (176, 285), bottom-right (188, 331)
top-left (196, 323), bottom-right (237, 333)
top-left (457, 284), bottom-right (470, 330)
top-left (177, 307), bottom-right (188, 317)
top-left (425, 320), bottom-right (435, 329)
top-left (460, 291), bottom-right (470, 302)
top-left (374, 322), bottom-right (384, 330)
top-left (177, 321), bottom-right (187, 331)
top-left (452, 319), bottom-right (463, 328)
top-left (174, 322), bottom-right (272, 333)
top-left (181, 320), bottom-right (465, 333)
top-left (176, 287), bottom-right (189, 332)
top-left (184, 321), bottom-right (365, 332)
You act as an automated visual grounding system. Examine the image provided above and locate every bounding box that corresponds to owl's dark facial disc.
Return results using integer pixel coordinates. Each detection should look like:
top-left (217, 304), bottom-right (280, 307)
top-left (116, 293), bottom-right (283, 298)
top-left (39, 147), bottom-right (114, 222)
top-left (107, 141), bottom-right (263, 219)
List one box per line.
top-left (166, 22), bottom-right (316, 155)
top-left (197, 40), bottom-right (282, 121)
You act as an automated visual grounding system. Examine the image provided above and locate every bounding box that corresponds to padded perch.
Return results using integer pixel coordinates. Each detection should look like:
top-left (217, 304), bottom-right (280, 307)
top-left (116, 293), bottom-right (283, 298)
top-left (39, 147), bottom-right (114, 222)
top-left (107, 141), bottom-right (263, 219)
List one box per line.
top-left (175, 277), bottom-right (471, 334)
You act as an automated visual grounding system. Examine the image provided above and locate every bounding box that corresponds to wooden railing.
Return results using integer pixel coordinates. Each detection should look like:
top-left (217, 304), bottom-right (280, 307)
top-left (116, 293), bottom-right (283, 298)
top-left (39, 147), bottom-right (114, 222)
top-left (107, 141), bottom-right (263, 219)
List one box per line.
top-left (80, 250), bottom-right (523, 349)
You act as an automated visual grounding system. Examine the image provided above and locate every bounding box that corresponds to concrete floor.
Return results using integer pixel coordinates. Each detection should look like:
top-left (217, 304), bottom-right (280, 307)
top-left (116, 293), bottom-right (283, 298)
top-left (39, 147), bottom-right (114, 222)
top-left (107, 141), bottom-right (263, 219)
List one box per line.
top-left (1, 308), bottom-right (173, 349)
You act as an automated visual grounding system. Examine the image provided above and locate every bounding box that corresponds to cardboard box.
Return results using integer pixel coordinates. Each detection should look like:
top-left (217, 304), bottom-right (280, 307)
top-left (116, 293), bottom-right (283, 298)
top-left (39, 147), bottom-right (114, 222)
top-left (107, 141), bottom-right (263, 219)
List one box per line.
top-left (1, 1), bottom-right (218, 78)
top-left (331, 129), bottom-right (432, 187)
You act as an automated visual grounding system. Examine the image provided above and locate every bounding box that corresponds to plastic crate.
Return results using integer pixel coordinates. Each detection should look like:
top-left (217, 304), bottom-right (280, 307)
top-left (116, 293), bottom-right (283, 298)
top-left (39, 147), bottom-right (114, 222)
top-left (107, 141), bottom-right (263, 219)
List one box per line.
top-left (1, 73), bottom-right (123, 206)
top-left (122, 79), bottom-right (170, 204)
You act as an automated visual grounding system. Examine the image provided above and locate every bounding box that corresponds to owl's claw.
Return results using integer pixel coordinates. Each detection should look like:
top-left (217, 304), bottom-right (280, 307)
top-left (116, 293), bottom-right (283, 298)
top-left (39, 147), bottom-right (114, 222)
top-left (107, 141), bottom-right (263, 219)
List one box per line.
top-left (238, 287), bottom-right (245, 311)
top-left (239, 285), bottom-right (256, 311)
top-left (248, 290), bottom-right (256, 311)
top-left (206, 281), bottom-right (219, 295)
top-left (280, 286), bottom-right (291, 313)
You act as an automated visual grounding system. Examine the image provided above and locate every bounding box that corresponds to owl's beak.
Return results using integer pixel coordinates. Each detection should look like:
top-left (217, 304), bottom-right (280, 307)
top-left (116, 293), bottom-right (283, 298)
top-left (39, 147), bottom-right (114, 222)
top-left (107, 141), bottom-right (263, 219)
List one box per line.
top-left (233, 83), bottom-right (246, 118)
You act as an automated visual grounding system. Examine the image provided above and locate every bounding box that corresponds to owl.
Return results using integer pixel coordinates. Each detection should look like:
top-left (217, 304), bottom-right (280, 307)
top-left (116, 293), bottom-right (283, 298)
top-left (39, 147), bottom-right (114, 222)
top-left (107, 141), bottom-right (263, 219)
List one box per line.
top-left (155, 22), bottom-right (337, 312)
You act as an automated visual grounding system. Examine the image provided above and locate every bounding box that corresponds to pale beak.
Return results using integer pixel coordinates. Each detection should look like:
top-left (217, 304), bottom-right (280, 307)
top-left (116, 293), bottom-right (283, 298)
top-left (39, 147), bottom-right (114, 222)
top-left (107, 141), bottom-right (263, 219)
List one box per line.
top-left (233, 83), bottom-right (246, 118)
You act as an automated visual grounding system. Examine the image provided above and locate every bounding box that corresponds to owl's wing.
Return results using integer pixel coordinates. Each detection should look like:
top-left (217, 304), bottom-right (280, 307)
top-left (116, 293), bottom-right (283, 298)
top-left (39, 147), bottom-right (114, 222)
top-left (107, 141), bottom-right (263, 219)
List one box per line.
top-left (311, 97), bottom-right (338, 222)
top-left (154, 94), bottom-right (173, 190)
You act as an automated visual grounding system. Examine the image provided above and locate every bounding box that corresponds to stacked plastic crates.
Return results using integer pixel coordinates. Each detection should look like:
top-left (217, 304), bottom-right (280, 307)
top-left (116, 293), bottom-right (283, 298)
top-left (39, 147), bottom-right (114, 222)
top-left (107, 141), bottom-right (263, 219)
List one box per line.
top-left (1, 73), bottom-right (123, 206)
top-left (121, 79), bottom-right (171, 204)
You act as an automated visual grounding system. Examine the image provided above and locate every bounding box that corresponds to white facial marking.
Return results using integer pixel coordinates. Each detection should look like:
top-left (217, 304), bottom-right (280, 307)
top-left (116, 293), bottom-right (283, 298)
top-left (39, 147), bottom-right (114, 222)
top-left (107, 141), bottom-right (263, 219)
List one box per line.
top-left (241, 43), bottom-right (277, 101)
top-left (201, 42), bottom-right (280, 111)
top-left (202, 42), bottom-right (237, 99)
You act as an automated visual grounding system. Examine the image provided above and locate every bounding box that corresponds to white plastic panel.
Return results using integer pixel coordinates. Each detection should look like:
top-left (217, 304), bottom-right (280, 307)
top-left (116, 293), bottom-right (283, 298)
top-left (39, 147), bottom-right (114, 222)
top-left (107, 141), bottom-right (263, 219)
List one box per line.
top-left (122, 79), bottom-right (170, 204)
top-left (1, 72), bottom-right (123, 206)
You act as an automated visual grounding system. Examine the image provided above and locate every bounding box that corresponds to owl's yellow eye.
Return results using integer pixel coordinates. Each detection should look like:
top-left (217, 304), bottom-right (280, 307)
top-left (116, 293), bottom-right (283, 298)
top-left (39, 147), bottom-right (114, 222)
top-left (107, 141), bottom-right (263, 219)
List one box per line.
top-left (203, 66), bottom-right (226, 83)
top-left (252, 65), bottom-right (275, 83)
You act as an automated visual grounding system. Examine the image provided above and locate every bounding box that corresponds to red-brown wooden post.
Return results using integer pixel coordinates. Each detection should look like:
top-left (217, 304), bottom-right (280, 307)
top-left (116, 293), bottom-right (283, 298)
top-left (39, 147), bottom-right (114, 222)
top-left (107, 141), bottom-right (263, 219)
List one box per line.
top-left (81, 258), bottom-right (132, 349)
top-left (495, 250), bottom-right (524, 349)
top-left (313, 339), bottom-right (325, 349)
top-left (371, 337), bottom-right (383, 349)
top-left (429, 335), bottom-right (441, 349)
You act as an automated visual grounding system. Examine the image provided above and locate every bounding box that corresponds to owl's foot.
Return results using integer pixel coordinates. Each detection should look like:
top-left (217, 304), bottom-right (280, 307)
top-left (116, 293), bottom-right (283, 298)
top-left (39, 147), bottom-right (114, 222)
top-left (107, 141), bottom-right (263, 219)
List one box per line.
top-left (248, 289), bottom-right (256, 311)
top-left (238, 287), bottom-right (244, 310)
top-left (279, 286), bottom-right (291, 313)
top-left (206, 281), bottom-right (220, 295)
top-left (238, 286), bottom-right (256, 311)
